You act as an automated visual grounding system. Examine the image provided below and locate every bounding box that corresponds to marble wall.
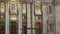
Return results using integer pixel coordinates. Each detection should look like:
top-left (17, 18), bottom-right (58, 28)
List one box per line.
top-left (55, 5), bottom-right (60, 34)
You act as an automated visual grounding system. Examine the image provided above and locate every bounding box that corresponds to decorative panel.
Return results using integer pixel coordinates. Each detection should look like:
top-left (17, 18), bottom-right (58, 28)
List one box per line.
top-left (0, 2), bottom-right (5, 13)
top-left (22, 4), bottom-right (26, 14)
top-left (9, 0), bottom-right (18, 14)
top-left (35, 1), bottom-right (41, 15)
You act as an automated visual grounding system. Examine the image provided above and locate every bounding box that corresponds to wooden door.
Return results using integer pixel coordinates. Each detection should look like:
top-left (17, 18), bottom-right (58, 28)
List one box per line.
top-left (10, 22), bottom-right (17, 34)
top-left (0, 25), bottom-right (5, 34)
top-left (35, 22), bottom-right (40, 34)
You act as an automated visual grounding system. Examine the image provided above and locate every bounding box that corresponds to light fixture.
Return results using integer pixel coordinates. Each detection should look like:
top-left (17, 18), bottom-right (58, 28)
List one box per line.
top-left (22, 16), bottom-right (25, 19)
top-left (22, 16), bottom-right (26, 19)
top-left (35, 16), bottom-right (39, 19)
top-left (0, 16), bottom-right (4, 19)
top-left (35, 16), bottom-right (40, 20)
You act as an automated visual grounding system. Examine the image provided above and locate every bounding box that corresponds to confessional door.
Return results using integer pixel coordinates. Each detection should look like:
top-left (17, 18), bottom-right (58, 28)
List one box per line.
top-left (35, 22), bottom-right (40, 34)
top-left (10, 21), bottom-right (18, 34)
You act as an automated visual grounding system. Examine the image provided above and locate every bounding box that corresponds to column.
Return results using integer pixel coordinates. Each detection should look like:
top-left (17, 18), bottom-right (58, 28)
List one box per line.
top-left (51, 5), bottom-right (56, 34)
top-left (5, 3), bottom-right (10, 34)
top-left (27, 3), bottom-right (31, 34)
top-left (32, 4), bottom-right (35, 34)
top-left (18, 3), bottom-right (22, 34)
top-left (43, 5), bottom-right (47, 34)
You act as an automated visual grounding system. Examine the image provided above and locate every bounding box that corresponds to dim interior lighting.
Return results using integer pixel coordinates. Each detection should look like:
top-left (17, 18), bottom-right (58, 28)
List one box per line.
top-left (36, 16), bottom-right (39, 19)
top-left (0, 16), bottom-right (4, 18)
top-left (22, 16), bottom-right (25, 19)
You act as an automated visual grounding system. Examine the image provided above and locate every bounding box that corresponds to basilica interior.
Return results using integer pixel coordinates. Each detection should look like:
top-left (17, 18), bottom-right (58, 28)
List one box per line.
top-left (0, 0), bottom-right (60, 34)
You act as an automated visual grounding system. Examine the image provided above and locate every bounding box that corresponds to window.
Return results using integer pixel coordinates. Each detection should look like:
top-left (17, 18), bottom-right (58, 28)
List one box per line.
top-left (22, 4), bottom-right (26, 14)
top-left (0, 2), bottom-right (5, 13)
top-left (35, 2), bottom-right (41, 15)
top-left (10, 15), bottom-right (17, 20)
